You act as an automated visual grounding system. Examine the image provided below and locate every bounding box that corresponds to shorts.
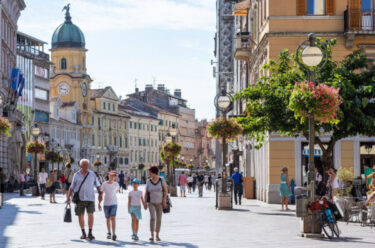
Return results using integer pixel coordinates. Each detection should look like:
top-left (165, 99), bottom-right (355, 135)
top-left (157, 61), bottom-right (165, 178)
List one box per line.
top-left (129, 205), bottom-right (142, 220)
top-left (188, 182), bottom-right (193, 188)
top-left (65, 182), bottom-right (71, 191)
top-left (119, 182), bottom-right (126, 189)
top-left (75, 201), bottom-right (95, 216)
top-left (180, 186), bottom-right (186, 191)
top-left (104, 205), bottom-right (118, 218)
top-left (0, 184), bottom-right (4, 193)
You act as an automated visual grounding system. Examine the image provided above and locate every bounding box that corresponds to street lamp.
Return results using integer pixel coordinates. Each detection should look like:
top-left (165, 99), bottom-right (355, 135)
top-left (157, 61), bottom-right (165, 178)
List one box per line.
top-left (214, 88), bottom-right (233, 194)
top-left (31, 124), bottom-right (41, 182)
top-left (296, 33), bottom-right (327, 236)
top-left (168, 124), bottom-right (179, 194)
top-left (56, 144), bottom-right (62, 172)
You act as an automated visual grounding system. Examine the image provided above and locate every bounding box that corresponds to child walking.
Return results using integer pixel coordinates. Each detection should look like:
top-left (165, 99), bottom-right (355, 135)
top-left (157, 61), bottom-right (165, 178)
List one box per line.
top-left (98, 170), bottom-right (119, 241)
top-left (128, 178), bottom-right (146, 241)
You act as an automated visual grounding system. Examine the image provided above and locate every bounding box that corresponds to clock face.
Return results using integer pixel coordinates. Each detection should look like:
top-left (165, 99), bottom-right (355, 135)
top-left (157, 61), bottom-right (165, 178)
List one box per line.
top-left (82, 82), bottom-right (87, 97)
top-left (58, 82), bottom-right (70, 96)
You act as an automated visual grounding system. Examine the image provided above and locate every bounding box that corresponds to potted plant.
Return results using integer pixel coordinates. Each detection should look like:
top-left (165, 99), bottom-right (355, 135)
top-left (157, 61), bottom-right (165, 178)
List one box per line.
top-left (289, 81), bottom-right (342, 124)
top-left (0, 117), bottom-right (11, 137)
top-left (208, 118), bottom-right (243, 141)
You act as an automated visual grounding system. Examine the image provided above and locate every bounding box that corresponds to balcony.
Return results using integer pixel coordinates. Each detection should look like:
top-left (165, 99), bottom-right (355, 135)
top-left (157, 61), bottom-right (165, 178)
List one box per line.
top-left (344, 7), bottom-right (375, 48)
top-left (234, 32), bottom-right (251, 61)
top-left (106, 145), bottom-right (119, 154)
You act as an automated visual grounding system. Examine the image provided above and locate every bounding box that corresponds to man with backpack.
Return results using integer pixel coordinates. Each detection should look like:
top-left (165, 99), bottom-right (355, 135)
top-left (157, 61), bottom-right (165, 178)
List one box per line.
top-left (67, 159), bottom-right (103, 240)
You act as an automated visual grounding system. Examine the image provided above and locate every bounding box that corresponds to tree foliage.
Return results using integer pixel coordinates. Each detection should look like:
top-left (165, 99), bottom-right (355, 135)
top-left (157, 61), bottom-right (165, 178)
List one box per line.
top-left (235, 38), bottom-right (375, 171)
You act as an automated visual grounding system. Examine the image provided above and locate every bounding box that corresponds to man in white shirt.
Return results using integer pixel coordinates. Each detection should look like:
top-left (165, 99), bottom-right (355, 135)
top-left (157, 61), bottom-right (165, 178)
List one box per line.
top-left (38, 168), bottom-right (48, 200)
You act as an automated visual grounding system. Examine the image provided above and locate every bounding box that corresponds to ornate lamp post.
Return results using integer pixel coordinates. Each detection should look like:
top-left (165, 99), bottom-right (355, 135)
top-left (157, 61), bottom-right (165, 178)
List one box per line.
top-left (56, 144), bottom-right (62, 172)
top-left (296, 33), bottom-right (328, 236)
top-left (31, 124), bottom-right (41, 181)
top-left (214, 88), bottom-right (233, 195)
top-left (168, 124), bottom-right (178, 196)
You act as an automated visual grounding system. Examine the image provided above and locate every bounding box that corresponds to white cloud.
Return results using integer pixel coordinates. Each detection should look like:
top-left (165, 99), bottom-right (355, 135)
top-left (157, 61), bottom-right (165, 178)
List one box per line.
top-left (64, 0), bottom-right (216, 32)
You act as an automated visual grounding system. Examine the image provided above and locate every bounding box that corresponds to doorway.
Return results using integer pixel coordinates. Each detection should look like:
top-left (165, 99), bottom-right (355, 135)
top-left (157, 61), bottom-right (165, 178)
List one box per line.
top-left (362, 0), bottom-right (373, 30)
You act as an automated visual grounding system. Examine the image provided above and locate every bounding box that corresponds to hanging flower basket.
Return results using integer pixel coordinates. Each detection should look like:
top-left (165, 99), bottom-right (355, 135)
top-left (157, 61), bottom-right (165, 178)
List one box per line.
top-left (289, 81), bottom-right (342, 124)
top-left (56, 154), bottom-right (64, 163)
top-left (187, 164), bottom-right (194, 170)
top-left (26, 141), bottom-right (46, 154)
top-left (0, 117), bottom-right (11, 137)
top-left (208, 118), bottom-right (243, 141)
top-left (204, 165), bottom-right (210, 171)
top-left (162, 142), bottom-right (181, 158)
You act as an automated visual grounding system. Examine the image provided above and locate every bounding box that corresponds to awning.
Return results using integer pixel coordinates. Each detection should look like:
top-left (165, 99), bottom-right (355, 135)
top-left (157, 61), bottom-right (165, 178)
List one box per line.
top-left (233, 0), bottom-right (251, 16)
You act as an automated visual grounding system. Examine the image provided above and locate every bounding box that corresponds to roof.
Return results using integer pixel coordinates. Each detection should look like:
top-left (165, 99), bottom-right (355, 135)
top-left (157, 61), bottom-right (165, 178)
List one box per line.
top-left (92, 110), bottom-right (130, 119)
top-left (17, 31), bottom-right (47, 45)
top-left (118, 104), bottom-right (157, 120)
top-left (142, 102), bottom-right (179, 116)
top-left (51, 5), bottom-right (85, 49)
top-left (90, 87), bottom-right (111, 99)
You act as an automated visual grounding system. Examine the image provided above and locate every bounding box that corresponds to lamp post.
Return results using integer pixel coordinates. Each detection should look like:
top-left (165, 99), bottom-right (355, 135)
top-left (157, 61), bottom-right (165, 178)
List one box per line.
top-left (168, 124), bottom-right (178, 196)
top-left (296, 33), bottom-right (327, 236)
top-left (56, 144), bottom-right (62, 173)
top-left (214, 88), bottom-right (233, 195)
top-left (31, 124), bottom-right (41, 182)
top-left (43, 134), bottom-right (49, 171)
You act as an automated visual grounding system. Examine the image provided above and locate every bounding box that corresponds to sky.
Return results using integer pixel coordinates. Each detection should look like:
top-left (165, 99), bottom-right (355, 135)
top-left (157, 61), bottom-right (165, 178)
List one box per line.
top-left (18, 0), bottom-right (217, 120)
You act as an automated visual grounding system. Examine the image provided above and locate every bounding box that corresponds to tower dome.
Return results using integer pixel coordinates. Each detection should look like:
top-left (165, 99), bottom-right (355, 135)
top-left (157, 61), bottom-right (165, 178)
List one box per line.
top-left (51, 4), bottom-right (85, 49)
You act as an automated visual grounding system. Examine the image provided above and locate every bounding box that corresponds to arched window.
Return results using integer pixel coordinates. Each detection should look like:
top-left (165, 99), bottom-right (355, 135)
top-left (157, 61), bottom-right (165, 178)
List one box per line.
top-left (61, 58), bottom-right (67, 70)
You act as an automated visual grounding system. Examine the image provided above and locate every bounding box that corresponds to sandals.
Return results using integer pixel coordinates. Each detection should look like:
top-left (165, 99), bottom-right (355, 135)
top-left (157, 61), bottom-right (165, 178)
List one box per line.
top-left (149, 237), bottom-right (154, 242)
top-left (156, 237), bottom-right (161, 241)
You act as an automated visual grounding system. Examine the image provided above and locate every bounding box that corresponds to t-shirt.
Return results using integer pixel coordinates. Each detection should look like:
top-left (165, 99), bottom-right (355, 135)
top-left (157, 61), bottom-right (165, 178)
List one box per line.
top-left (365, 168), bottom-right (374, 185)
top-left (179, 174), bottom-right (187, 186)
top-left (38, 172), bottom-right (48, 184)
top-left (232, 172), bottom-right (243, 185)
top-left (197, 175), bottom-right (204, 185)
top-left (129, 190), bottom-right (142, 206)
top-left (146, 177), bottom-right (167, 204)
top-left (101, 181), bottom-right (119, 206)
top-left (187, 176), bottom-right (194, 183)
top-left (118, 173), bottom-right (125, 183)
top-left (71, 170), bottom-right (100, 202)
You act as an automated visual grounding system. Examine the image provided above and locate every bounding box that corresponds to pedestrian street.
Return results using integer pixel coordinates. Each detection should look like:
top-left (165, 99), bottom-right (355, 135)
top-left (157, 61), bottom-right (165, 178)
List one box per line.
top-left (1, 186), bottom-right (375, 248)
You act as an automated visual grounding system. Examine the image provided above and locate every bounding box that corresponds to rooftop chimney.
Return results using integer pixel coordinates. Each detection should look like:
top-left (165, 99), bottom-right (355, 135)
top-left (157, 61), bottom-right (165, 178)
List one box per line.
top-left (174, 89), bottom-right (181, 98)
top-left (157, 84), bottom-right (165, 92)
top-left (145, 84), bottom-right (153, 91)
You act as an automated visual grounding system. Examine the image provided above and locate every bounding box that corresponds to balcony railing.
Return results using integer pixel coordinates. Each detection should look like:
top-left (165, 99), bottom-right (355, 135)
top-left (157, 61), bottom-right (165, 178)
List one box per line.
top-left (345, 8), bottom-right (375, 32)
top-left (16, 45), bottom-right (50, 61)
top-left (234, 32), bottom-right (251, 61)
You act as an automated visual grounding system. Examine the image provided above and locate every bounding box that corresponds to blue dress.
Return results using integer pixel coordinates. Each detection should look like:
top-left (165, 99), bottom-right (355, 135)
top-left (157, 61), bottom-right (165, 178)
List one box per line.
top-left (280, 174), bottom-right (291, 197)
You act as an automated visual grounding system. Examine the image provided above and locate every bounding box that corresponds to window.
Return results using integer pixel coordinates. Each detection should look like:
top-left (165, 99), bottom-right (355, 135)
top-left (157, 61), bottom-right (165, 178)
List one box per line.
top-left (92, 116), bottom-right (94, 125)
top-left (124, 121), bottom-right (127, 130)
top-left (130, 151), bottom-right (133, 162)
top-left (125, 137), bottom-right (128, 148)
top-left (107, 103), bottom-right (110, 110)
top-left (159, 120), bottom-right (164, 126)
top-left (114, 136), bottom-right (117, 146)
top-left (119, 120), bottom-right (121, 129)
top-left (103, 119), bottom-right (106, 127)
top-left (35, 88), bottom-right (48, 100)
top-left (92, 134), bottom-right (95, 146)
top-left (139, 138), bottom-right (142, 146)
top-left (104, 156), bottom-right (107, 164)
top-left (119, 157), bottom-right (123, 164)
top-left (103, 102), bottom-right (106, 110)
top-left (143, 139), bottom-right (146, 146)
top-left (98, 117), bottom-right (101, 127)
top-left (130, 121), bottom-right (133, 129)
top-left (113, 104), bottom-right (115, 112)
top-left (61, 58), bottom-right (67, 70)
top-left (125, 158), bottom-right (129, 165)
top-left (307, 0), bottom-right (325, 15)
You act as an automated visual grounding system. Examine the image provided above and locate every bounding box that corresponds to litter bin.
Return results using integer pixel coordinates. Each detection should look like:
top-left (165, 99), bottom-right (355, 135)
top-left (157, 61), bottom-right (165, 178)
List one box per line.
top-left (243, 177), bottom-right (255, 199)
top-left (295, 187), bottom-right (309, 218)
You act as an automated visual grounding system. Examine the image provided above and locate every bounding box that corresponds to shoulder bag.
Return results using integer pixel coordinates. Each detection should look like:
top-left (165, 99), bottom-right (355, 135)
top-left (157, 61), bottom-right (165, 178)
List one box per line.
top-left (160, 178), bottom-right (172, 214)
top-left (72, 172), bottom-right (89, 204)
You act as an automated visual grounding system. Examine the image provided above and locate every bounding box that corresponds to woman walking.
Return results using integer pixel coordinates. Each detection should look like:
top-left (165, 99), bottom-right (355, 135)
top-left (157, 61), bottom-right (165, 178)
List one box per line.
top-left (280, 167), bottom-right (291, 211)
top-left (145, 166), bottom-right (168, 242)
top-left (48, 169), bottom-right (58, 203)
top-left (327, 168), bottom-right (340, 199)
top-left (187, 174), bottom-right (193, 194)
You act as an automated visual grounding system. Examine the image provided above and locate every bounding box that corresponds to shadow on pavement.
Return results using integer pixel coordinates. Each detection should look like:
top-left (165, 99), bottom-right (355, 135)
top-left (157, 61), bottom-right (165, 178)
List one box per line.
top-left (252, 211), bottom-right (295, 217)
top-left (319, 236), bottom-right (375, 245)
top-left (151, 241), bottom-right (199, 248)
top-left (71, 239), bottom-right (198, 247)
top-left (0, 202), bottom-right (20, 248)
top-left (230, 209), bottom-right (250, 212)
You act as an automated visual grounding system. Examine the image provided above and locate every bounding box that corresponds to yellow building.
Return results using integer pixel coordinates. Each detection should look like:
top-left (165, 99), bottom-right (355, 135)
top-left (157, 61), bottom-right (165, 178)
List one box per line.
top-left (49, 6), bottom-right (93, 160)
top-left (90, 87), bottom-right (130, 171)
top-left (230, 0), bottom-right (375, 203)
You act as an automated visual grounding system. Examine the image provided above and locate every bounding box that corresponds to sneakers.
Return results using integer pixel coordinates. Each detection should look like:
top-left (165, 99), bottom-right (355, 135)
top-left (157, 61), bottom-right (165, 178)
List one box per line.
top-left (132, 234), bottom-right (136, 240)
top-left (87, 233), bottom-right (95, 241)
top-left (134, 234), bottom-right (139, 241)
top-left (112, 234), bottom-right (117, 241)
top-left (107, 233), bottom-right (111, 239)
top-left (80, 234), bottom-right (87, 240)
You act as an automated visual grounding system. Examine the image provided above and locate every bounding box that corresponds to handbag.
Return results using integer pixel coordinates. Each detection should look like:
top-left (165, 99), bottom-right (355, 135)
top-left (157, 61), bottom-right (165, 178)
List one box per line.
top-left (72, 172), bottom-right (89, 204)
top-left (160, 179), bottom-right (172, 214)
top-left (45, 180), bottom-right (53, 188)
top-left (64, 204), bottom-right (72, 223)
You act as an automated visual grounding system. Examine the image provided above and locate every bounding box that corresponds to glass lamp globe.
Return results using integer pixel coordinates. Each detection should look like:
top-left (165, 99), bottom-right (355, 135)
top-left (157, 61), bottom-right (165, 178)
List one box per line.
top-left (301, 46), bottom-right (323, 67)
top-left (170, 128), bottom-right (177, 137)
top-left (31, 126), bottom-right (41, 137)
top-left (56, 145), bottom-right (62, 152)
top-left (217, 95), bottom-right (231, 109)
top-left (166, 136), bottom-right (172, 143)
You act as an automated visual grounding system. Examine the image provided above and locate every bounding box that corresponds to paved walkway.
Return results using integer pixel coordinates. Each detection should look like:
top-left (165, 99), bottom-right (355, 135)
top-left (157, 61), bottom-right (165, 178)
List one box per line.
top-left (1, 186), bottom-right (375, 248)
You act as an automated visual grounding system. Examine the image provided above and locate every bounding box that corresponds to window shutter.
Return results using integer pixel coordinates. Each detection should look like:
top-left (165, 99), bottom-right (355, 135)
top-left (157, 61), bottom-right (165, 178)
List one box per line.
top-left (325, 0), bottom-right (335, 15)
top-left (348, 0), bottom-right (361, 30)
top-left (297, 0), bottom-right (307, 16)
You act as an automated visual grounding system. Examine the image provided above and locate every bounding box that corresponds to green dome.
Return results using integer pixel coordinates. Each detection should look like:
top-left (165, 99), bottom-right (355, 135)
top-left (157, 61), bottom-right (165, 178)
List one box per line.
top-left (51, 8), bottom-right (85, 49)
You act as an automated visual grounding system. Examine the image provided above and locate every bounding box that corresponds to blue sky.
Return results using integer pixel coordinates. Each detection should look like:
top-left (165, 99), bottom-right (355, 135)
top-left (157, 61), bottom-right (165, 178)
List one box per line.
top-left (19, 0), bottom-right (216, 120)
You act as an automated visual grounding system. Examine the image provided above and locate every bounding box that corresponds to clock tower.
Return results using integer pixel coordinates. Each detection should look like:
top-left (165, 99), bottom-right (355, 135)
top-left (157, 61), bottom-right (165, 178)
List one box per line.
top-left (50, 4), bottom-right (92, 157)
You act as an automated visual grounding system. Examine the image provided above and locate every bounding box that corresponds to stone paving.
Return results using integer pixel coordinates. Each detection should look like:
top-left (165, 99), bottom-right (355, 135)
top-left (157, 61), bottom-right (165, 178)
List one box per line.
top-left (1, 186), bottom-right (375, 248)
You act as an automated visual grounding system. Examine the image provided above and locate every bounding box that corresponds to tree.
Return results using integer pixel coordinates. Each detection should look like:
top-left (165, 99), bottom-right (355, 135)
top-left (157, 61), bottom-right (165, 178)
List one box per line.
top-left (235, 39), bottom-right (375, 177)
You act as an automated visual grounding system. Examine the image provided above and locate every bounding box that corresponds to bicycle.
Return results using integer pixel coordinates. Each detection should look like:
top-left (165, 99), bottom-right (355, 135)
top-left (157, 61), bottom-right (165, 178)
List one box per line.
top-left (310, 199), bottom-right (340, 239)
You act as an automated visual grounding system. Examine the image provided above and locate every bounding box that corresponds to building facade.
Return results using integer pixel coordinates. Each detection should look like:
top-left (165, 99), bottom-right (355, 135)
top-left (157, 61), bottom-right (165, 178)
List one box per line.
top-left (119, 104), bottom-right (159, 178)
top-left (89, 87), bottom-right (130, 172)
top-left (178, 106), bottom-right (197, 166)
top-left (229, 0), bottom-right (375, 203)
top-left (0, 0), bottom-right (26, 178)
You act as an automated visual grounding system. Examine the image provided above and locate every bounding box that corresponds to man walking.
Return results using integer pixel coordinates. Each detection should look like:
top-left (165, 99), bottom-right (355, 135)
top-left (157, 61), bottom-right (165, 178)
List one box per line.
top-left (67, 159), bottom-right (103, 240)
top-left (38, 168), bottom-right (48, 200)
top-left (118, 171), bottom-right (126, 193)
top-left (0, 168), bottom-right (5, 209)
top-left (19, 171), bottom-right (25, 196)
top-left (197, 171), bottom-right (205, 197)
top-left (178, 171), bottom-right (187, 197)
top-left (231, 167), bottom-right (243, 205)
